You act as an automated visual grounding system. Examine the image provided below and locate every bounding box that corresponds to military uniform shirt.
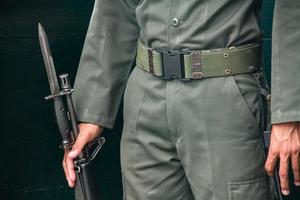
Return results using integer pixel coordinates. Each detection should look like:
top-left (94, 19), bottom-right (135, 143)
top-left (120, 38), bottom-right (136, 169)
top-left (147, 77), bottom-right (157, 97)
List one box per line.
top-left (73, 0), bottom-right (300, 128)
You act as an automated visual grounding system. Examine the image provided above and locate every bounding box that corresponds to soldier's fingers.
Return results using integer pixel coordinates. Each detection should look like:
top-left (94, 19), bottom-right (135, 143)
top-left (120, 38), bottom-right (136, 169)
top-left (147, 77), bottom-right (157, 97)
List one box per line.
top-left (265, 150), bottom-right (279, 176)
top-left (66, 154), bottom-right (76, 187)
top-left (62, 155), bottom-right (68, 178)
top-left (291, 151), bottom-right (300, 186)
top-left (62, 155), bottom-right (71, 185)
top-left (279, 157), bottom-right (290, 195)
top-left (69, 132), bottom-right (90, 159)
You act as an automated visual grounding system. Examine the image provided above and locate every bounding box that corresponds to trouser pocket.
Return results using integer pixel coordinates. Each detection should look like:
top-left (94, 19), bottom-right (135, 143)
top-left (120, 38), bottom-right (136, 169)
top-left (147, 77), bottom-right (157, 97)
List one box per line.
top-left (228, 177), bottom-right (272, 200)
top-left (229, 73), bottom-right (262, 129)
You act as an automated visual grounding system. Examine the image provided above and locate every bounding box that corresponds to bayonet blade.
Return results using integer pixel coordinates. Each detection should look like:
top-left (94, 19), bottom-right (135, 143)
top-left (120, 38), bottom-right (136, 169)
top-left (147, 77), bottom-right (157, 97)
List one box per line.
top-left (38, 23), bottom-right (60, 95)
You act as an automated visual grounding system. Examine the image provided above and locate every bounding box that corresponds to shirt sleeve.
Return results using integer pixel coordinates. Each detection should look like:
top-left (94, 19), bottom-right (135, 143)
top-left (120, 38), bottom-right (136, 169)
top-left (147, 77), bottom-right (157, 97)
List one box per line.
top-left (271, 0), bottom-right (300, 124)
top-left (73, 0), bottom-right (140, 129)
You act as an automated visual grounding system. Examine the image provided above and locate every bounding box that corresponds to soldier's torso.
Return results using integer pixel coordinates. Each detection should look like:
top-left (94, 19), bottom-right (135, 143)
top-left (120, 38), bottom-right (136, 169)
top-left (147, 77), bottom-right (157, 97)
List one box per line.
top-left (134, 0), bottom-right (262, 50)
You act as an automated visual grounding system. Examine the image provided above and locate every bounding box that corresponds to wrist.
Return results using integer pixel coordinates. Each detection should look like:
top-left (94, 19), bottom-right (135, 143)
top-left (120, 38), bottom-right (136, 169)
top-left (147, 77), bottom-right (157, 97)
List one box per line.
top-left (272, 122), bottom-right (298, 141)
top-left (78, 123), bottom-right (103, 137)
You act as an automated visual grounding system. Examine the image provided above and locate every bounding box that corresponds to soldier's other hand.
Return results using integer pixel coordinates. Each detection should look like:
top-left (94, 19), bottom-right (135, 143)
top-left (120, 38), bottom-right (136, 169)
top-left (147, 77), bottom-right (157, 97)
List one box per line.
top-left (62, 123), bottom-right (103, 188)
top-left (265, 122), bottom-right (300, 196)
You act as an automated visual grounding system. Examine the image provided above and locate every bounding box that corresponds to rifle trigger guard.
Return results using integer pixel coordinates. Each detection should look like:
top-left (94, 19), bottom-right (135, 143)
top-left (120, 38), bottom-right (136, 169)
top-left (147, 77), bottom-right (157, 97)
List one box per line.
top-left (89, 137), bottom-right (106, 162)
top-left (74, 137), bottom-right (106, 169)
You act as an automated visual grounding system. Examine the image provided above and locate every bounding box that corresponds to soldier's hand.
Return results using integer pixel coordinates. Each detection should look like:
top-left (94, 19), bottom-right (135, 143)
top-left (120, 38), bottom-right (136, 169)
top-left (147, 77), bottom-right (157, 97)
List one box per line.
top-left (265, 122), bottom-right (300, 196)
top-left (62, 123), bottom-right (103, 188)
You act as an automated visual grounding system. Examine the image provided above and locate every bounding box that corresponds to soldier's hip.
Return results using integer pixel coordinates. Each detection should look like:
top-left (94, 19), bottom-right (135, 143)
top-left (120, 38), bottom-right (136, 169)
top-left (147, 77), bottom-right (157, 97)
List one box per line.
top-left (120, 43), bottom-right (272, 200)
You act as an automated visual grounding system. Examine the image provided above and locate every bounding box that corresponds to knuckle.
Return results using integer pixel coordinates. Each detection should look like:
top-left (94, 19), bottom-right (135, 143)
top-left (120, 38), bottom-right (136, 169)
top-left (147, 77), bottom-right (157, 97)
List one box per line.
top-left (66, 154), bottom-right (72, 160)
top-left (264, 162), bottom-right (274, 173)
top-left (291, 148), bottom-right (299, 156)
top-left (292, 165), bottom-right (299, 172)
top-left (269, 151), bottom-right (278, 159)
top-left (71, 144), bottom-right (82, 154)
top-left (279, 171), bottom-right (288, 178)
top-left (264, 165), bottom-right (271, 173)
top-left (67, 163), bottom-right (74, 170)
top-left (268, 148), bottom-right (275, 154)
top-left (270, 146), bottom-right (279, 154)
top-left (67, 154), bottom-right (74, 160)
top-left (280, 149), bottom-right (289, 156)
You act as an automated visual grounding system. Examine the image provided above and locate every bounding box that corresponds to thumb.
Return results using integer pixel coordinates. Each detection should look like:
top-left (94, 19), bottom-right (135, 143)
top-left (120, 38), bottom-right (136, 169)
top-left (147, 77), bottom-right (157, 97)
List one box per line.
top-left (69, 132), bottom-right (90, 159)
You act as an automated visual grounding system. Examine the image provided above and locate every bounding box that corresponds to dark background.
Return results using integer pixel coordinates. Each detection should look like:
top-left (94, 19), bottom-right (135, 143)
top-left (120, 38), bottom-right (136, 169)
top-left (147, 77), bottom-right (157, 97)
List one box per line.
top-left (0, 0), bottom-right (299, 199)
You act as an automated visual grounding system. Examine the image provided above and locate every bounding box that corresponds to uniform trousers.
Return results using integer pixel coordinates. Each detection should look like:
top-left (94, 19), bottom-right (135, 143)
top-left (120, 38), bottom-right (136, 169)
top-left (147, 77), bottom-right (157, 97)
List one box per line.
top-left (120, 66), bottom-right (273, 200)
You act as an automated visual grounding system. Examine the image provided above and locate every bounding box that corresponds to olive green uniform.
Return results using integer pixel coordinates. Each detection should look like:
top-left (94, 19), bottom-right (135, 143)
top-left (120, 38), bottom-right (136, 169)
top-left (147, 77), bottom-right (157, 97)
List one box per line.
top-left (73, 0), bottom-right (300, 199)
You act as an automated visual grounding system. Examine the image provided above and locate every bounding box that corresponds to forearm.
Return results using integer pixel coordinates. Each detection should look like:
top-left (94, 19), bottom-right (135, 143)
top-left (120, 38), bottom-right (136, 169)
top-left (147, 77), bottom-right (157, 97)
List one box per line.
top-left (271, 0), bottom-right (300, 124)
top-left (73, 0), bottom-right (140, 129)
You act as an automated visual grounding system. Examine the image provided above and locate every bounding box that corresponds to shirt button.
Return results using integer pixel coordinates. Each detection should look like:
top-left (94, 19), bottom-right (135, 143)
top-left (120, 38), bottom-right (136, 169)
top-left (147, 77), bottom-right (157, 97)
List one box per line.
top-left (171, 18), bottom-right (179, 27)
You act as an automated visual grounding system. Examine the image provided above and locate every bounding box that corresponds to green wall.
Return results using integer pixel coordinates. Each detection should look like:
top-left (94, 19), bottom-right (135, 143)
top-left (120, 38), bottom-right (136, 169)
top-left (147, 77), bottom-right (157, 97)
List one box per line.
top-left (1, 0), bottom-right (123, 199)
top-left (0, 0), bottom-right (299, 199)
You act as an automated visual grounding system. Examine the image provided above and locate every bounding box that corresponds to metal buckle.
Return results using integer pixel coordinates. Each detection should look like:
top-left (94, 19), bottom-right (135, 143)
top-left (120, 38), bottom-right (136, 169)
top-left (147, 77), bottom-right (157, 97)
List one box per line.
top-left (160, 51), bottom-right (188, 81)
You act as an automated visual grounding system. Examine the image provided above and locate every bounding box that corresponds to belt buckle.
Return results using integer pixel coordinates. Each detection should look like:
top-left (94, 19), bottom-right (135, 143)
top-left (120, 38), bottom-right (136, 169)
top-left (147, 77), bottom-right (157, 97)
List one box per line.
top-left (160, 51), bottom-right (188, 81)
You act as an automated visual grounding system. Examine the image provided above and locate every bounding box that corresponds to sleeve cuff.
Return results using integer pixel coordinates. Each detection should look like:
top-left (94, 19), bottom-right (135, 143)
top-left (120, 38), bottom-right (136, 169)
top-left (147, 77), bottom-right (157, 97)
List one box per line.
top-left (75, 109), bottom-right (116, 129)
top-left (271, 111), bottom-right (300, 124)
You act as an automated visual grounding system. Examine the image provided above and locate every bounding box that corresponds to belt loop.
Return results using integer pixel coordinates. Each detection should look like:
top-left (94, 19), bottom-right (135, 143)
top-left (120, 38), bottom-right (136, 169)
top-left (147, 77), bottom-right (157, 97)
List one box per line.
top-left (191, 52), bottom-right (203, 78)
top-left (148, 49), bottom-right (154, 74)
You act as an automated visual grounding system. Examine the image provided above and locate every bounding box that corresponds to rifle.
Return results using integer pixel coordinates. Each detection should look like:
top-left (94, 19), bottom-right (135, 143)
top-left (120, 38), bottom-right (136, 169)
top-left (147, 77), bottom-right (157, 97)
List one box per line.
top-left (255, 70), bottom-right (283, 200)
top-left (38, 23), bottom-right (105, 200)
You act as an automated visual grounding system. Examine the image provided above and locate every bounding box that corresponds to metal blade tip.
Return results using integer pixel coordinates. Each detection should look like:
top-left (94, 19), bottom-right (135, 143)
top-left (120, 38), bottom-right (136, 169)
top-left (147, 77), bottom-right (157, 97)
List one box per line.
top-left (38, 23), bottom-right (44, 34)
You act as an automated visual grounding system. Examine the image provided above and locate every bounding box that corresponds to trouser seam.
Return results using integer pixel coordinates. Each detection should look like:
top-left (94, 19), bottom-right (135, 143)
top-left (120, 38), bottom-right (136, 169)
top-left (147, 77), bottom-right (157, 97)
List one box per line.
top-left (121, 76), bottom-right (147, 200)
top-left (202, 112), bottom-right (217, 200)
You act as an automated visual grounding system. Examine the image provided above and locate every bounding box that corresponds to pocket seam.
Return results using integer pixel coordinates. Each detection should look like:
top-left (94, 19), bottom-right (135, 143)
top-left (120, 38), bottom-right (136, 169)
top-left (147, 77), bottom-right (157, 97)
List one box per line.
top-left (228, 177), bottom-right (269, 200)
top-left (229, 75), bottom-right (260, 127)
top-left (228, 176), bottom-right (267, 186)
